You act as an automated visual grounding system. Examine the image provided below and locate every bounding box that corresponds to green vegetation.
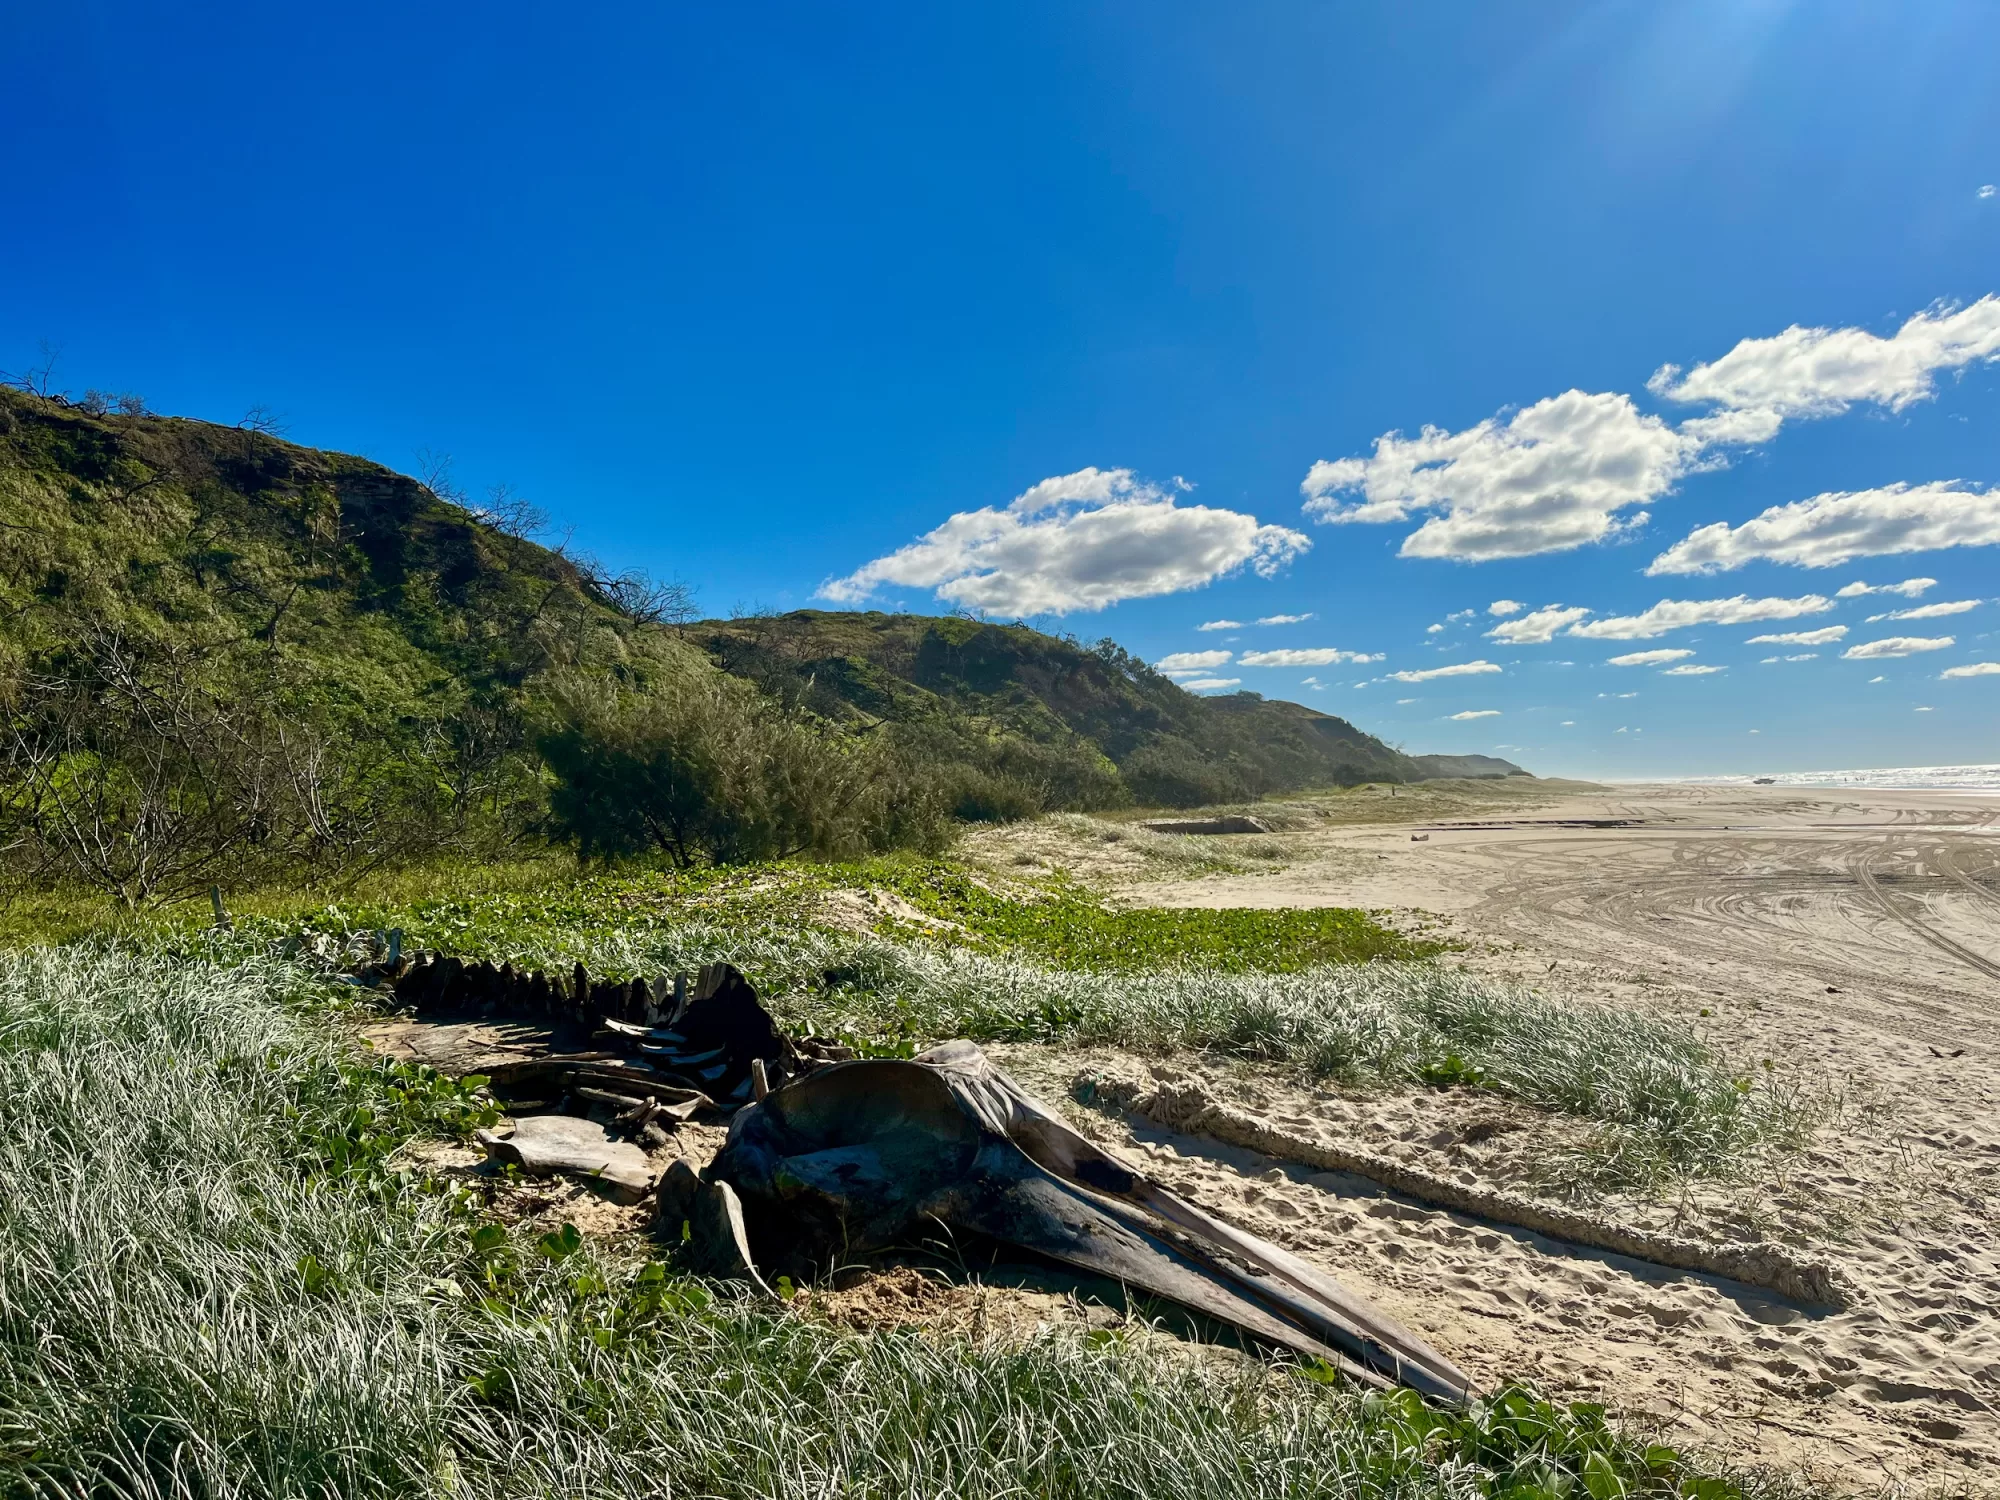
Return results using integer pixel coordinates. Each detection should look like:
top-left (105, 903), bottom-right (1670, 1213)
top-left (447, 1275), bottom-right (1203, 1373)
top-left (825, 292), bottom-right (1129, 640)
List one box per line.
top-left (879, 865), bottom-right (1424, 971)
top-left (0, 387), bottom-right (1519, 913)
top-left (0, 385), bottom-right (692, 902)
top-left (216, 856), bottom-right (1427, 975)
top-left (536, 671), bottom-right (944, 867)
top-left (0, 387), bottom-right (1795, 1497)
top-left (696, 609), bottom-right (1522, 812)
top-left (0, 945), bottom-right (1779, 1498)
top-left (197, 859), bottom-right (1789, 1191)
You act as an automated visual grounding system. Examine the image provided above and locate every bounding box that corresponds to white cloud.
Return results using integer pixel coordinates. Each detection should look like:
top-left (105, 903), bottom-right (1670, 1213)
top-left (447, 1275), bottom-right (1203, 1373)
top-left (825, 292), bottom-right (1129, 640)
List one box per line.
top-left (1982, 185), bottom-right (1997, 200)
top-left (1303, 392), bottom-right (1697, 560)
top-left (1598, 691), bottom-right (1638, 699)
top-left (1570, 594), bottom-right (1833, 640)
top-left (1746, 626), bottom-right (1847, 646)
top-left (1488, 604), bottom-right (1592, 644)
top-left (1867, 599), bottom-right (1981, 622)
top-left (1449, 609), bottom-right (1477, 622)
top-left (1256, 612), bottom-right (1315, 626)
top-left (1942, 661), bottom-right (2000, 678)
top-left (1425, 622), bottom-right (1445, 634)
top-left (1157, 650), bottom-right (1232, 672)
top-left (1869, 675), bottom-right (1885, 683)
top-left (1488, 600), bottom-right (1525, 617)
top-left (1760, 652), bottom-right (1819, 662)
top-left (1196, 619), bottom-right (1243, 632)
top-left (1301, 299), bottom-right (2000, 564)
top-left (1397, 697), bottom-right (1418, 704)
top-left (1448, 710), bottom-right (1501, 720)
top-left (1649, 297), bottom-right (2000, 438)
top-left (1607, 648), bottom-right (1694, 667)
top-left (1842, 635), bottom-right (1956, 659)
top-left (1238, 647), bottom-right (1383, 667)
top-left (1838, 577), bottom-right (1935, 598)
top-left (1560, 719), bottom-right (1574, 725)
top-left (1383, 660), bottom-right (1504, 683)
top-left (1663, 663), bottom-right (1725, 675)
top-left (822, 467), bottom-right (1309, 615)
top-left (1181, 677), bottom-right (1242, 691)
top-left (1648, 483), bottom-right (2000, 574)
top-left (1915, 706), bottom-right (1933, 712)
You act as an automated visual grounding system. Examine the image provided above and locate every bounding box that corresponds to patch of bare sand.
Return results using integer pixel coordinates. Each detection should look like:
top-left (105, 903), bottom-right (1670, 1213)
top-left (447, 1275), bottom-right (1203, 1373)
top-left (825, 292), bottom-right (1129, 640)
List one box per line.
top-left (959, 812), bottom-right (1286, 885)
top-left (957, 779), bottom-right (1603, 887)
top-left (814, 885), bottom-right (966, 936)
top-left (793, 1265), bottom-right (1131, 1344)
top-left (1094, 782), bottom-right (2000, 1491)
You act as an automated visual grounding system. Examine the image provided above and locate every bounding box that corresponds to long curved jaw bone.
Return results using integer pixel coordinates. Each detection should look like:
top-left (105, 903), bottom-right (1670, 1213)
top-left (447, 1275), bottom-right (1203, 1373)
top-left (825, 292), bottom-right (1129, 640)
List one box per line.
top-left (709, 1041), bottom-right (1471, 1403)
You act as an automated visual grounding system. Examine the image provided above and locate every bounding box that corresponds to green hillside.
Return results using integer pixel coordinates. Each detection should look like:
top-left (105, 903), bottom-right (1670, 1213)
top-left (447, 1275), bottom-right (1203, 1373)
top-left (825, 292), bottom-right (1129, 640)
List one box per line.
top-left (0, 387), bottom-right (1521, 901)
top-left (695, 611), bottom-right (1517, 809)
top-left (0, 386), bottom-right (707, 898)
top-left (0, 383), bottom-right (680, 691)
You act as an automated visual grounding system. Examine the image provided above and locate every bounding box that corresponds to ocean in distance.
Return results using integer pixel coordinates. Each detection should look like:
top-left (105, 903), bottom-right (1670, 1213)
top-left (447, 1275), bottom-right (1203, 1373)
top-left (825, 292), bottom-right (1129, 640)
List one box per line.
top-left (1655, 763), bottom-right (2000, 792)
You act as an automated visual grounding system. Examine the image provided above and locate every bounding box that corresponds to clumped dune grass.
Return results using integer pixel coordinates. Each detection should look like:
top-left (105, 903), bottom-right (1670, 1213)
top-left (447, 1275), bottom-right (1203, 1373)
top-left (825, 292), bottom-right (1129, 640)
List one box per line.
top-left (0, 945), bottom-right (1770, 1498)
top-left (488, 920), bottom-right (1803, 1190)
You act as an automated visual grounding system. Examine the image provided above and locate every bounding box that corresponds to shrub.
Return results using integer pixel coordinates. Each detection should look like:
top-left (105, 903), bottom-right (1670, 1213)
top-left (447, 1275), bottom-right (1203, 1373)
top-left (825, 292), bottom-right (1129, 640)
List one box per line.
top-left (1120, 736), bottom-right (1249, 808)
top-left (538, 671), bottom-right (947, 867)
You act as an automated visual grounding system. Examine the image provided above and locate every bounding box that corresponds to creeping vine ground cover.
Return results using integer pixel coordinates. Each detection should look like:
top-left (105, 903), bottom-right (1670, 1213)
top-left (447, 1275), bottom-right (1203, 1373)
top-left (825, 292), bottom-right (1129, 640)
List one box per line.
top-left (236, 858), bottom-right (1433, 973)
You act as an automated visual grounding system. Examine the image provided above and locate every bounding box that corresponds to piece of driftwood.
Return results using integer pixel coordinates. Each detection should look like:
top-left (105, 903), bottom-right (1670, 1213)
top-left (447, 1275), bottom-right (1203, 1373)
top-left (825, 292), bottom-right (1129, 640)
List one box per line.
top-left (709, 1041), bottom-right (1470, 1402)
top-left (1109, 1077), bottom-right (1856, 1309)
top-left (476, 1116), bottom-right (655, 1203)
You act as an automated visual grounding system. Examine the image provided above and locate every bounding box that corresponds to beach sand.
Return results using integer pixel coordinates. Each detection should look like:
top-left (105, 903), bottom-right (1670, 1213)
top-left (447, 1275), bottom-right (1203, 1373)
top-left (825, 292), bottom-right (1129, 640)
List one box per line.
top-left (1071, 781), bottom-right (2000, 1491)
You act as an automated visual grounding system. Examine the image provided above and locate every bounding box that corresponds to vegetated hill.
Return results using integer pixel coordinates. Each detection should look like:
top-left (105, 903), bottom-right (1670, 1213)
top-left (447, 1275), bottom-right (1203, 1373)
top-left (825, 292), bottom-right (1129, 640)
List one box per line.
top-left (1407, 753), bottom-right (1524, 780)
top-left (0, 384), bottom-right (682, 705)
top-left (0, 385), bottom-right (1524, 901)
top-left (0, 385), bottom-right (709, 896)
top-left (694, 610), bottom-right (1524, 809)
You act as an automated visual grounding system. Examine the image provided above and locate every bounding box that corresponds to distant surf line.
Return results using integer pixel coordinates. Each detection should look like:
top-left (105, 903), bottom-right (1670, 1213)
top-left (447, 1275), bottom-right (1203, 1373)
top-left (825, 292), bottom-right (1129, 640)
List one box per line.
top-left (1655, 763), bottom-right (2000, 792)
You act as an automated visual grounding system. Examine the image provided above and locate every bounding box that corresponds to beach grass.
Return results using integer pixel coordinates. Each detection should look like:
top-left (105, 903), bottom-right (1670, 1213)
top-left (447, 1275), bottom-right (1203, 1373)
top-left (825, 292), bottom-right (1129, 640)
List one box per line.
top-left (0, 943), bottom-right (1784, 1498)
top-left (214, 857), bottom-right (1807, 1190)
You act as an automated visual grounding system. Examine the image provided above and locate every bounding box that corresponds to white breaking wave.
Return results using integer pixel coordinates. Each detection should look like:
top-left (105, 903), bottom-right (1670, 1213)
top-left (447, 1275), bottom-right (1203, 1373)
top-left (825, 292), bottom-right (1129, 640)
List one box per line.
top-left (1662, 763), bottom-right (2000, 791)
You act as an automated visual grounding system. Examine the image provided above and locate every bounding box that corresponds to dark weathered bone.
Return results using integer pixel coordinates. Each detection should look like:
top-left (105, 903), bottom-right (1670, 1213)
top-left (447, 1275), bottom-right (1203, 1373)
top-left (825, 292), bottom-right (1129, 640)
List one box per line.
top-left (576, 1085), bottom-right (651, 1112)
top-left (710, 1043), bottom-right (1471, 1403)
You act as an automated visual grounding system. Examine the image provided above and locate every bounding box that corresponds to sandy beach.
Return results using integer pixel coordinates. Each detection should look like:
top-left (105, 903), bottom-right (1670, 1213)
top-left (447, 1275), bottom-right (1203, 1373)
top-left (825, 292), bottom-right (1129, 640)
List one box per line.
top-left (1057, 781), bottom-right (2000, 1490)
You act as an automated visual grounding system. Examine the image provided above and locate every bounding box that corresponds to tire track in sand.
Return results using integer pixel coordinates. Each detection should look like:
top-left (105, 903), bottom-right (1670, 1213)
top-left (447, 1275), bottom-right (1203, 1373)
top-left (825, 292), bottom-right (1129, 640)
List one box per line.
top-left (1852, 853), bottom-right (2000, 984)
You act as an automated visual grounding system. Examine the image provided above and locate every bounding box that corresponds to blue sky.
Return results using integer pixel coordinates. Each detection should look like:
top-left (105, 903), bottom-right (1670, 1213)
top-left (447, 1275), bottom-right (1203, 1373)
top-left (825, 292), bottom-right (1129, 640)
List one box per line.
top-left (6, 1), bottom-right (1998, 777)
